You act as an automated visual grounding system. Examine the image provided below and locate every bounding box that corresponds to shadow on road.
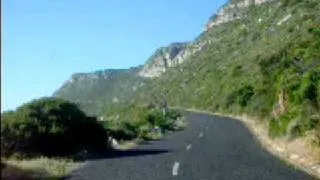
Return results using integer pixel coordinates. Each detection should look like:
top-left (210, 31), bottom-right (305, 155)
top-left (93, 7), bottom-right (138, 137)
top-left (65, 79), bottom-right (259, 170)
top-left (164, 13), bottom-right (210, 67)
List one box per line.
top-left (73, 149), bottom-right (170, 161)
top-left (105, 149), bottom-right (170, 159)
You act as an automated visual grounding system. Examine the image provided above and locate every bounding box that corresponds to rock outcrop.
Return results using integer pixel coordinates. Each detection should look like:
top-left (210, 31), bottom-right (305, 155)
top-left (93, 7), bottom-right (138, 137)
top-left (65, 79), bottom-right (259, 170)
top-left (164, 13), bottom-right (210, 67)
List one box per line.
top-left (138, 43), bottom-right (188, 77)
top-left (206, 0), bottom-right (276, 30)
top-left (138, 41), bottom-right (208, 78)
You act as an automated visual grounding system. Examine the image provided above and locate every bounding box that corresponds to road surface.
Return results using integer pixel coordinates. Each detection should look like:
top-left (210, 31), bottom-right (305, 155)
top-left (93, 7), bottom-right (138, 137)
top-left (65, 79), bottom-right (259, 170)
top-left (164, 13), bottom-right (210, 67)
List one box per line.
top-left (68, 112), bottom-right (316, 180)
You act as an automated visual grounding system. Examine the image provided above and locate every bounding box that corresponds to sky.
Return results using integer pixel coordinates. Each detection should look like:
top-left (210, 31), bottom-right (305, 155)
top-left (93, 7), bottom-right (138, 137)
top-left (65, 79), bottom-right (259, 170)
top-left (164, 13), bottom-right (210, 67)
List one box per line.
top-left (2, 0), bottom-right (226, 112)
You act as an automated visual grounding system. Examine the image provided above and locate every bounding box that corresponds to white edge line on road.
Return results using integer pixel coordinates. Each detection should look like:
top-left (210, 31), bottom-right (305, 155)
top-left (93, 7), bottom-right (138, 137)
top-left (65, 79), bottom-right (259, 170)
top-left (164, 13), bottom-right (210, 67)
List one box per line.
top-left (199, 132), bottom-right (204, 138)
top-left (186, 144), bottom-right (192, 150)
top-left (172, 161), bottom-right (180, 176)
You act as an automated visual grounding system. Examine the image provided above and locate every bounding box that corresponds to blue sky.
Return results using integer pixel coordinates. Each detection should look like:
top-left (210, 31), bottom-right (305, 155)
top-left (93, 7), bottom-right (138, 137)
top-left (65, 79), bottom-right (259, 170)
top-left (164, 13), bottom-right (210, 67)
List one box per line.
top-left (2, 0), bottom-right (226, 111)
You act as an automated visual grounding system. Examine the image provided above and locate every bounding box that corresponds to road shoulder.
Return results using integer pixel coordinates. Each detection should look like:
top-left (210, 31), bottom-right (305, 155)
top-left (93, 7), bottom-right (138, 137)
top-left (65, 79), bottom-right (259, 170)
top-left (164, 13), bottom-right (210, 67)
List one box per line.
top-left (183, 108), bottom-right (320, 179)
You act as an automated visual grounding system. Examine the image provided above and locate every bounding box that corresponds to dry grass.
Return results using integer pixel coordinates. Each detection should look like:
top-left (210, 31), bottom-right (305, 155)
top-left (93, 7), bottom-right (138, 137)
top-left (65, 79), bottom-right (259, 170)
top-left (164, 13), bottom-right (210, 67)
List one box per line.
top-left (118, 139), bottom-right (142, 150)
top-left (175, 116), bottom-right (188, 130)
top-left (2, 157), bottom-right (83, 179)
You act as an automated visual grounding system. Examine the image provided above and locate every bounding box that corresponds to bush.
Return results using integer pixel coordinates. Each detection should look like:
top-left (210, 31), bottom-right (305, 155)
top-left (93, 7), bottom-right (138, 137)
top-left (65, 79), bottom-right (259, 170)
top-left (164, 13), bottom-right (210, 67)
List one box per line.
top-left (166, 109), bottom-right (182, 120)
top-left (1, 97), bottom-right (109, 157)
top-left (315, 123), bottom-right (320, 146)
top-left (291, 117), bottom-right (319, 137)
top-left (237, 85), bottom-right (255, 107)
top-left (138, 125), bottom-right (152, 140)
top-left (269, 110), bottom-right (298, 138)
top-left (148, 111), bottom-right (167, 128)
top-left (225, 85), bottom-right (255, 109)
top-left (103, 105), bottom-right (184, 141)
top-left (108, 121), bottom-right (139, 140)
top-left (299, 71), bottom-right (319, 107)
top-left (280, 0), bottom-right (304, 6)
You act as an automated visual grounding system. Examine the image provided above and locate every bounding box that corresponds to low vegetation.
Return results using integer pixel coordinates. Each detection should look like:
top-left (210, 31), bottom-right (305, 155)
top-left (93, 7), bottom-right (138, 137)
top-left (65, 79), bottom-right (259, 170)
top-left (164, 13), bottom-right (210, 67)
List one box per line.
top-left (1, 97), bottom-right (184, 178)
top-left (102, 104), bottom-right (185, 141)
top-left (1, 97), bottom-right (109, 158)
top-left (2, 157), bottom-right (81, 180)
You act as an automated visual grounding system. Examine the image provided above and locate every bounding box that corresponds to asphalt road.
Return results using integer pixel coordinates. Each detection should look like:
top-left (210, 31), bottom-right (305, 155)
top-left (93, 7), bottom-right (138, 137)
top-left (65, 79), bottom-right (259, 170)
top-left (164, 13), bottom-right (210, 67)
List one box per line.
top-left (68, 112), bottom-right (316, 180)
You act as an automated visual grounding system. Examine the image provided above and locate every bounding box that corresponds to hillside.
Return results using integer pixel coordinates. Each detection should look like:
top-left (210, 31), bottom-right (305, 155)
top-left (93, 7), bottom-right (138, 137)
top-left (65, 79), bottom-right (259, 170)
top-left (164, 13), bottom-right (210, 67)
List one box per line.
top-left (53, 41), bottom-right (205, 115)
top-left (53, 67), bottom-right (149, 115)
top-left (136, 0), bottom-right (320, 141)
top-left (54, 0), bottom-right (319, 142)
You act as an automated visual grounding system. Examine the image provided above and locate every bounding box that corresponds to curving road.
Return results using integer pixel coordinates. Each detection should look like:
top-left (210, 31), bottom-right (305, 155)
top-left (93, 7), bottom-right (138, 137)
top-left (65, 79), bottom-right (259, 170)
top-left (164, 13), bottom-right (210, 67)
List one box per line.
top-left (68, 112), bottom-right (316, 180)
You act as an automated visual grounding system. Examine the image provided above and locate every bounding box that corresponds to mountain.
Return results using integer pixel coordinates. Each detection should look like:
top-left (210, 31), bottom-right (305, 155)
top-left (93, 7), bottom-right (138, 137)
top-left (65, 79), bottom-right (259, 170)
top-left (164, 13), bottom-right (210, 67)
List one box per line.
top-left (135, 0), bottom-right (320, 139)
top-left (53, 40), bottom-right (207, 114)
top-left (54, 0), bottom-right (319, 142)
top-left (53, 67), bottom-right (149, 115)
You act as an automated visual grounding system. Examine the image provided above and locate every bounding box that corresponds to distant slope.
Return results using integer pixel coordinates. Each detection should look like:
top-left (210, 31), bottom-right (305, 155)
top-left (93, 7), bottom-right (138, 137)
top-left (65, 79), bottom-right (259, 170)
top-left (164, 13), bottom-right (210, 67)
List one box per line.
top-left (53, 42), bottom-right (197, 115)
top-left (135, 0), bottom-right (320, 139)
top-left (53, 67), bottom-right (149, 115)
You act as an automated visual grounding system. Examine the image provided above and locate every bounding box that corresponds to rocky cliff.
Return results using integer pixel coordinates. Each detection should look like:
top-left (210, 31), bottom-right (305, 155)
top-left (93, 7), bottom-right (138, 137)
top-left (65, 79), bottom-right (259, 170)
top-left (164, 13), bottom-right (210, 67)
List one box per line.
top-left (138, 43), bottom-right (188, 77)
top-left (206, 0), bottom-right (276, 30)
top-left (138, 41), bottom-right (208, 78)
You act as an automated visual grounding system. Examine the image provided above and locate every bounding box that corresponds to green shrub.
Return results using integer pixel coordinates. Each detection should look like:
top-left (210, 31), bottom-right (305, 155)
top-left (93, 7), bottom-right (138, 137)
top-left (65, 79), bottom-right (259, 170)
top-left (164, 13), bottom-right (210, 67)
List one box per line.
top-left (1, 97), bottom-right (109, 157)
top-left (103, 105), bottom-right (184, 141)
top-left (299, 71), bottom-right (319, 107)
top-left (315, 123), bottom-right (320, 146)
top-left (237, 85), bottom-right (255, 107)
top-left (225, 85), bottom-right (255, 109)
top-left (290, 103), bottom-right (320, 137)
top-left (269, 110), bottom-right (298, 138)
top-left (138, 125), bottom-right (152, 140)
top-left (107, 120), bottom-right (139, 140)
top-left (146, 111), bottom-right (168, 131)
top-left (280, 0), bottom-right (304, 6)
top-left (166, 109), bottom-right (182, 120)
top-left (268, 118), bottom-right (279, 138)
top-left (231, 65), bottom-right (243, 77)
top-left (108, 128), bottom-right (137, 141)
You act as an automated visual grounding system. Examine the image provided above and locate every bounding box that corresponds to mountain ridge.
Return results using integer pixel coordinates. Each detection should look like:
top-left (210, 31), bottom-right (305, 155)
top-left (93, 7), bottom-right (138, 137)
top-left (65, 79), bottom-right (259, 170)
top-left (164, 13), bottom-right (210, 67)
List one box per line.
top-left (53, 0), bottom-right (279, 114)
top-left (54, 0), bottom-right (320, 146)
top-left (53, 66), bottom-right (148, 115)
